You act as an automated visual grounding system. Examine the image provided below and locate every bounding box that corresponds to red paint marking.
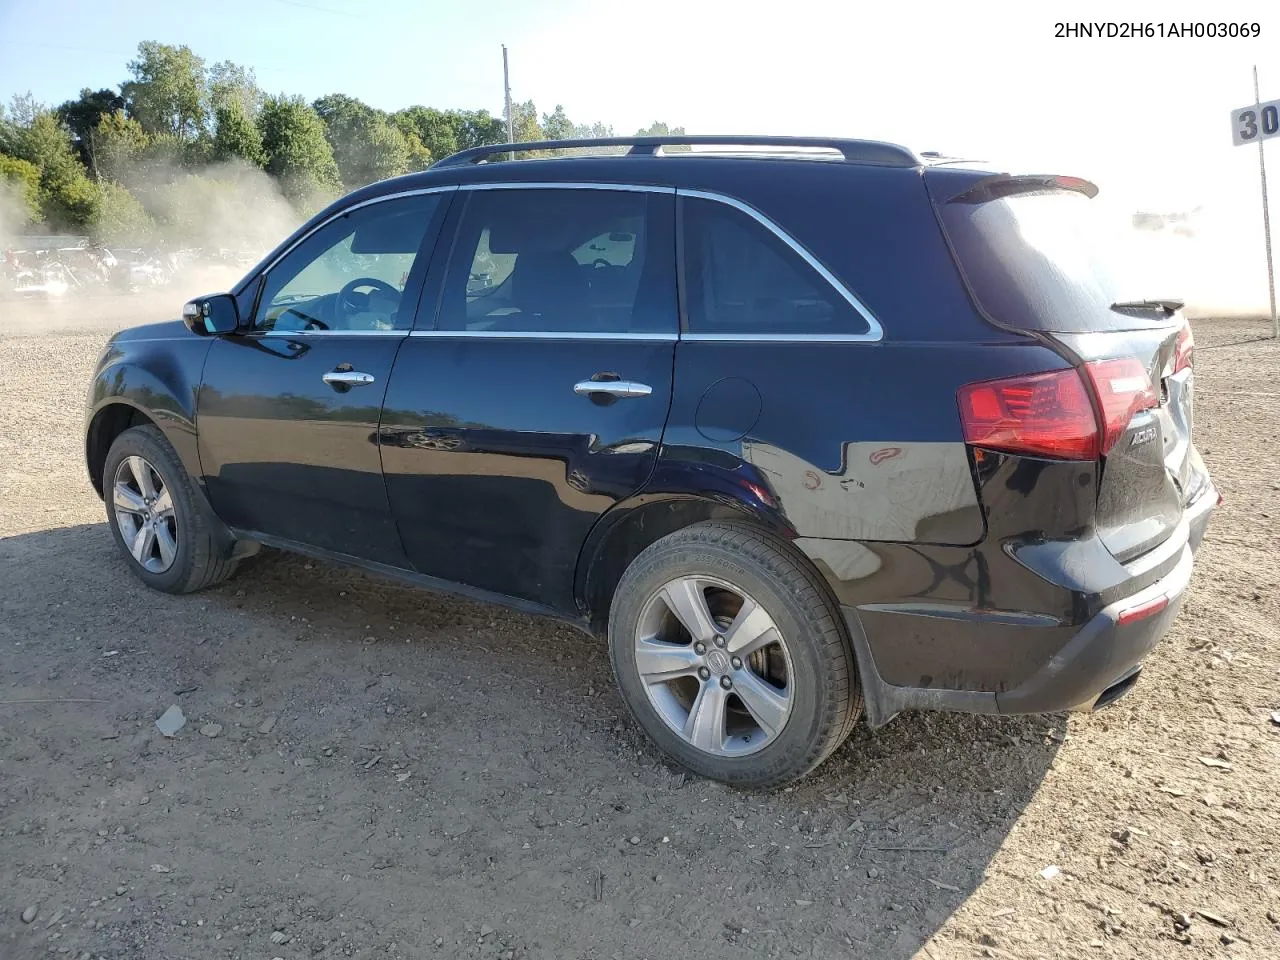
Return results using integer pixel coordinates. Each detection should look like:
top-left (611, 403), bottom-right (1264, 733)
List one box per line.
top-left (869, 447), bottom-right (902, 466)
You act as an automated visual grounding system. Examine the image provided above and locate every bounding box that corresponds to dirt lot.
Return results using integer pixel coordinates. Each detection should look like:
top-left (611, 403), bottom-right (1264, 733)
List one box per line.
top-left (1, 303), bottom-right (1278, 960)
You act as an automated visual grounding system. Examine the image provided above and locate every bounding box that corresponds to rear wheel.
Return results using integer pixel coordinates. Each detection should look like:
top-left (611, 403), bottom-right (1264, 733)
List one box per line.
top-left (608, 521), bottom-right (861, 788)
top-left (103, 425), bottom-right (238, 593)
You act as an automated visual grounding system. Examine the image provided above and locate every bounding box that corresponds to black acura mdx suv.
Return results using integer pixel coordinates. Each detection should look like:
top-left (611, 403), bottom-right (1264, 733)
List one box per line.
top-left (85, 136), bottom-right (1217, 787)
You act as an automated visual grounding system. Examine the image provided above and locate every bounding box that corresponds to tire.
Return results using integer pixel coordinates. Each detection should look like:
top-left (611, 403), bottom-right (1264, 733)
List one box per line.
top-left (608, 521), bottom-right (862, 788)
top-left (102, 424), bottom-right (238, 593)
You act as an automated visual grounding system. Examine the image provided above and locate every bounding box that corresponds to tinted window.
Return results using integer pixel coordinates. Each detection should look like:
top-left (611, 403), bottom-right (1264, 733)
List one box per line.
top-left (938, 189), bottom-right (1175, 333)
top-left (682, 197), bottom-right (871, 336)
top-left (438, 189), bottom-right (676, 334)
top-left (254, 193), bottom-right (442, 332)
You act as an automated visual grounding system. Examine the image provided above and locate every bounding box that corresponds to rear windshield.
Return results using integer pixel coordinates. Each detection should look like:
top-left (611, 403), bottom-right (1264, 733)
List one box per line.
top-left (939, 189), bottom-right (1177, 333)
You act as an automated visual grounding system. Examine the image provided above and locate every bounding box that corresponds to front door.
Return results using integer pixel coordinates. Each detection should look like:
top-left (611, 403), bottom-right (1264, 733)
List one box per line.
top-left (380, 185), bottom-right (678, 611)
top-left (197, 189), bottom-right (452, 565)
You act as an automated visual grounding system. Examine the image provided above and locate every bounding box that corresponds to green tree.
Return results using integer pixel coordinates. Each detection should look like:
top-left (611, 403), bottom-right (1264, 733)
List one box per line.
top-left (135, 131), bottom-right (187, 181)
top-left (56, 88), bottom-right (126, 148)
top-left (0, 105), bottom-right (18, 157)
top-left (539, 106), bottom-right (613, 155)
top-left (451, 109), bottom-right (507, 151)
top-left (509, 100), bottom-right (542, 146)
top-left (313, 93), bottom-right (410, 188)
top-left (401, 131), bottom-right (433, 171)
top-left (6, 93), bottom-right (40, 128)
top-left (541, 104), bottom-right (574, 141)
top-left (12, 111), bottom-right (100, 227)
top-left (258, 94), bottom-right (341, 203)
top-left (123, 41), bottom-right (207, 141)
top-left (636, 121), bottom-right (687, 136)
top-left (392, 106), bottom-right (457, 163)
top-left (635, 121), bottom-right (689, 151)
top-left (213, 100), bottom-right (266, 166)
top-left (93, 110), bottom-right (149, 182)
top-left (0, 153), bottom-right (43, 226)
top-left (207, 60), bottom-right (262, 117)
top-left (573, 120), bottom-right (614, 139)
top-left (93, 180), bottom-right (153, 242)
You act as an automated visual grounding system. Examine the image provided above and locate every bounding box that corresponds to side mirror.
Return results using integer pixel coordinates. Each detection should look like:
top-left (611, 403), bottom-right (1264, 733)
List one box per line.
top-left (182, 293), bottom-right (240, 336)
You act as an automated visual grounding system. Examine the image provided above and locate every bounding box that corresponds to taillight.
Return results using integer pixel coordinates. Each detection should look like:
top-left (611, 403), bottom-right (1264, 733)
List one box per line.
top-left (959, 359), bottom-right (1157, 461)
top-left (1172, 325), bottom-right (1194, 374)
top-left (958, 368), bottom-right (1099, 460)
top-left (1083, 358), bottom-right (1159, 455)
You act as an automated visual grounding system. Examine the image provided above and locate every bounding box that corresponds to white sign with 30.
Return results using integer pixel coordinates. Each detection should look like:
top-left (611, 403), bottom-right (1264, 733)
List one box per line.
top-left (1232, 98), bottom-right (1280, 145)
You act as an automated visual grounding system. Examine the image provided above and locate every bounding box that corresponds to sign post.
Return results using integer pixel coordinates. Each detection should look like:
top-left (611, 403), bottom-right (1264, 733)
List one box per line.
top-left (1231, 66), bottom-right (1279, 338)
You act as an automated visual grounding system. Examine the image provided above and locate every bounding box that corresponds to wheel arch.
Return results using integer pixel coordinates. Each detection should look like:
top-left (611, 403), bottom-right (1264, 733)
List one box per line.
top-left (575, 492), bottom-right (802, 637)
top-left (86, 400), bottom-right (158, 497)
top-left (85, 349), bottom-right (207, 499)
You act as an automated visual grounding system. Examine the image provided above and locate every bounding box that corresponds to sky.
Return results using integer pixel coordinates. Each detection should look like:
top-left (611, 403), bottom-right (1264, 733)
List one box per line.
top-left (0, 0), bottom-right (1273, 209)
top-left (1, 0), bottom-right (1277, 308)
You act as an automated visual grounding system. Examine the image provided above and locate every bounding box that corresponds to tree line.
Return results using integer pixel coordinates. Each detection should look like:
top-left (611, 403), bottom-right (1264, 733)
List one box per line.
top-left (0, 41), bottom-right (685, 243)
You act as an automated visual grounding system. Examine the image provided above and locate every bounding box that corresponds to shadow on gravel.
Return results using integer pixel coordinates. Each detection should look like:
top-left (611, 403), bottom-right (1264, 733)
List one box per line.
top-left (1, 524), bottom-right (1063, 960)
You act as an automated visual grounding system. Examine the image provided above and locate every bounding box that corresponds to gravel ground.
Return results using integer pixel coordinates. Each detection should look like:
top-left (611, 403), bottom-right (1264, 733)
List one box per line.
top-left (1, 303), bottom-right (1278, 960)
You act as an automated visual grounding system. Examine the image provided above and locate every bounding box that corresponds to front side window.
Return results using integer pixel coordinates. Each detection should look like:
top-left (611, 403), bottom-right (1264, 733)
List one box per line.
top-left (682, 197), bottom-right (871, 336)
top-left (438, 188), bottom-right (676, 335)
top-left (254, 193), bottom-right (442, 332)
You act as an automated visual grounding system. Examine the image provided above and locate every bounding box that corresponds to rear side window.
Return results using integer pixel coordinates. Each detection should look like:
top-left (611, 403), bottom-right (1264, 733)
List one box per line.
top-left (938, 189), bottom-right (1174, 333)
top-left (681, 197), bottom-right (872, 336)
top-left (437, 188), bottom-right (676, 335)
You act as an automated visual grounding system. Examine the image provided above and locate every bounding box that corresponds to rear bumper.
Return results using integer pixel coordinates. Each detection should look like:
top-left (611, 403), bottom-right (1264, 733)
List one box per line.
top-left (993, 542), bottom-right (1191, 713)
top-left (840, 480), bottom-right (1218, 726)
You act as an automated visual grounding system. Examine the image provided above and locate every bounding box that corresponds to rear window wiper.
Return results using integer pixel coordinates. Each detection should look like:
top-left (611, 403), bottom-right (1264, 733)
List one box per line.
top-left (1110, 298), bottom-right (1184, 316)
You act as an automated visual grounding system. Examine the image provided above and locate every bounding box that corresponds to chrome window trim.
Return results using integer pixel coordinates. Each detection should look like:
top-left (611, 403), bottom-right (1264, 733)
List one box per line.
top-left (249, 180), bottom-right (882, 343)
top-left (256, 329), bottom-right (409, 338)
top-left (677, 187), bottom-right (884, 342)
top-left (680, 332), bottom-right (883, 343)
top-left (409, 330), bottom-right (677, 342)
top-left (256, 185), bottom-right (459, 282)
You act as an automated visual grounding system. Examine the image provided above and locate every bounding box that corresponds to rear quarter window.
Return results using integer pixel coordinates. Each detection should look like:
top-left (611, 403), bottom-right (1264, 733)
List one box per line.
top-left (682, 196), bottom-right (873, 337)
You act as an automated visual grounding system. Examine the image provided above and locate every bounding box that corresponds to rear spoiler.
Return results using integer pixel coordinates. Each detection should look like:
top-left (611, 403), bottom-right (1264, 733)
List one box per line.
top-left (945, 174), bottom-right (1099, 205)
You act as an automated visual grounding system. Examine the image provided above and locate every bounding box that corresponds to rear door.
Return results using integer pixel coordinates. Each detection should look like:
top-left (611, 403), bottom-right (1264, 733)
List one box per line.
top-left (380, 185), bottom-right (678, 611)
top-left (931, 172), bottom-right (1210, 561)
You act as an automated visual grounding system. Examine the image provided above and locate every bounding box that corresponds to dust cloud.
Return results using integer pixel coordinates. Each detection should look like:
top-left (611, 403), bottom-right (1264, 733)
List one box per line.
top-left (1122, 203), bottom-right (1275, 319)
top-left (2, 158), bottom-right (310, 337)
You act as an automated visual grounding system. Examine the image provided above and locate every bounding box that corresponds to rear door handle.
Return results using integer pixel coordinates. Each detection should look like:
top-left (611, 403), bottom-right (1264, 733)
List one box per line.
top-left (322, 370), bottom-right (376, 387)
top-left (573, 380), bottom-right (652, 399)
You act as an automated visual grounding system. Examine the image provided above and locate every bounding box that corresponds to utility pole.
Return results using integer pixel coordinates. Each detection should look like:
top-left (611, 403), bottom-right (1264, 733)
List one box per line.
top-left (1254, 65), bottom-right (1278, 339)
top-left (502, 44), bottom-right (514, 160)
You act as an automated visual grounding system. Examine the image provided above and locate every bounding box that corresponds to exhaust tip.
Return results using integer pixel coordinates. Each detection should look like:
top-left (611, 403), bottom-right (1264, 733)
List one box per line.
top-left (1093, 669), bottom-right (1142, 712)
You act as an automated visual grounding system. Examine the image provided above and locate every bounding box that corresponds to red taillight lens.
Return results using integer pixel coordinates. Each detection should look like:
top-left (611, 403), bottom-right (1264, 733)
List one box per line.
top-left (1172, 325), bottom-right (1194, 374)
top-left (958, 368), bottom-right (1099, 460)
top-left (959, 359), bottom-right (1158, 461)
top-left (1083, 358), bottom-right (1159, 455)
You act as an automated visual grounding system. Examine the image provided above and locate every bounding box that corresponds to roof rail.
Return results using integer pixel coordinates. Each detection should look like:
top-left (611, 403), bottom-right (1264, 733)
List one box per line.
top-left (433, 135), bottom-right (919, 169)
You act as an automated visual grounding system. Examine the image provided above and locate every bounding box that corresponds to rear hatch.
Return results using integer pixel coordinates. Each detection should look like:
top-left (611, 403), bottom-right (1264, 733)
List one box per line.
top-left (927, 168), bottom-right (1212, 562)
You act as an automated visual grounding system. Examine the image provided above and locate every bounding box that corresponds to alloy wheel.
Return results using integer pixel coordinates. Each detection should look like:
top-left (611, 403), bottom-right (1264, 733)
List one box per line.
top-left (633, 575), bottom-right (794, 757)
top-left (112, 455), bottom-right (178, 574)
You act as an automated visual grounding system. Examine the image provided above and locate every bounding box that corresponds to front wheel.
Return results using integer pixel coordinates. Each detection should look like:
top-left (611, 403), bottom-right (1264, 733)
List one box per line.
top-left (608, 521), bottom-right (862, 788)
top-left (103, 425), bottom-right (238, 593)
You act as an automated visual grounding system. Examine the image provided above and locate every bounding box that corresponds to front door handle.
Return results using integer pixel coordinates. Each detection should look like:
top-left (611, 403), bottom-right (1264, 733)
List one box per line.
top-left (573, 380), bottom-right (652, 399)
top-left (323, 370), bottom-right (376, 387)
